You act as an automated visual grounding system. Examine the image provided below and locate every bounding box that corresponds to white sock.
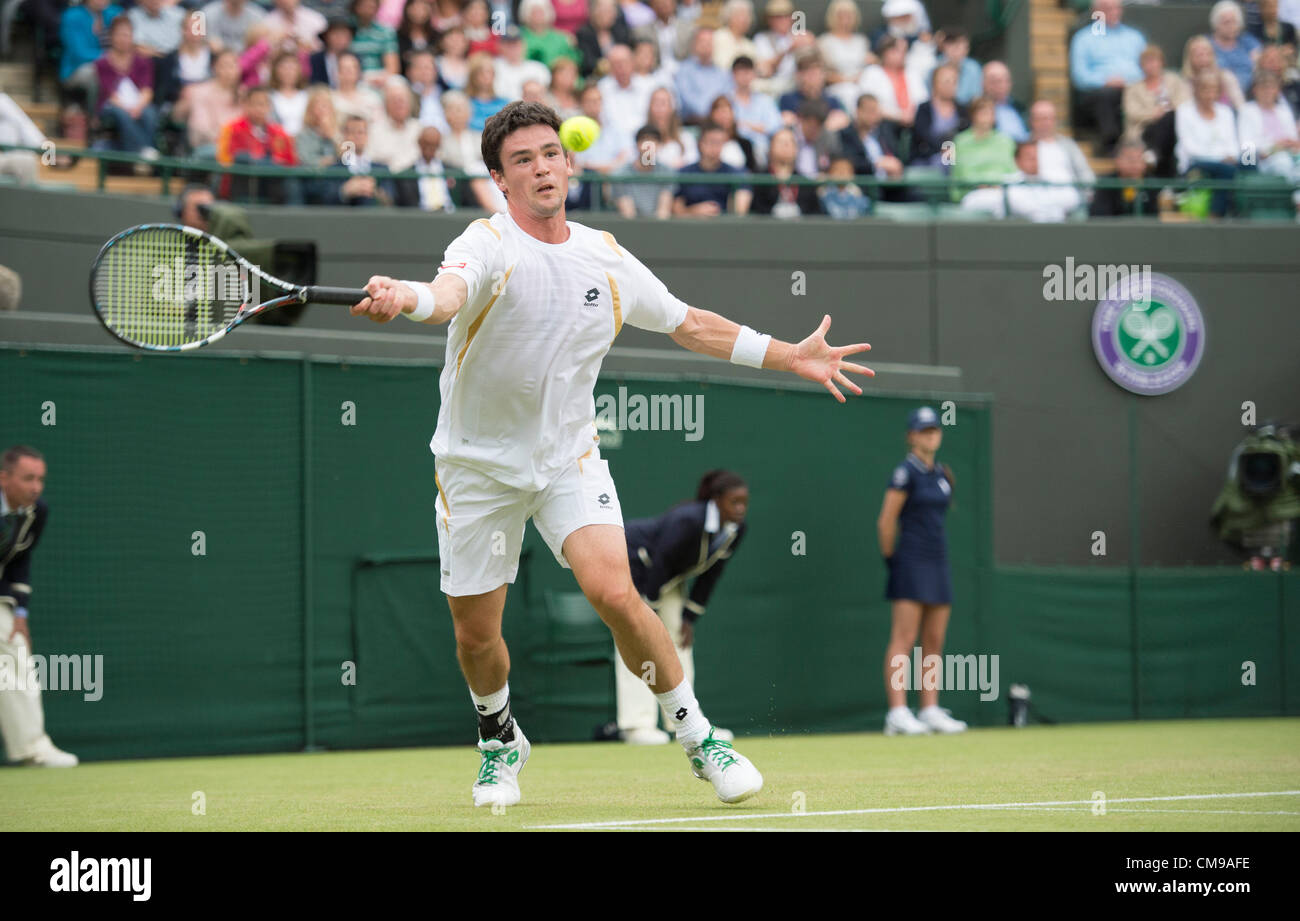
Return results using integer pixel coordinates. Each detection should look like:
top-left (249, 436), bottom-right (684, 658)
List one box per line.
top-left (656, 679), bottom-right (710, 746)
top-left (471, 683), bottom-right (509, 715)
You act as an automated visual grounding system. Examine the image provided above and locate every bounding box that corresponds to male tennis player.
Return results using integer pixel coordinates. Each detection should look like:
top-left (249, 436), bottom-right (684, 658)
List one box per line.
top-left (350, 101), bottom-right (873, 808)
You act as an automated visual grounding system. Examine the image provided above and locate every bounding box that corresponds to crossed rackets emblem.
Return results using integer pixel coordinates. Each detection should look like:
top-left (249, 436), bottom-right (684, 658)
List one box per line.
top-left (1120, 303), bottom-right (1177, 363)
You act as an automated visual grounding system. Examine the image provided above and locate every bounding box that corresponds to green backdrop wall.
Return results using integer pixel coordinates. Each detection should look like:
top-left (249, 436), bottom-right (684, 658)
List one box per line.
top-left (1, 346), bottom-right (1293, 761)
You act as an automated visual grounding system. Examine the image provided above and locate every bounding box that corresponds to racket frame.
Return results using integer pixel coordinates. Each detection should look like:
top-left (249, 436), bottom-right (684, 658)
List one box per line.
top-left (89, 222), bottom-right (368, 352)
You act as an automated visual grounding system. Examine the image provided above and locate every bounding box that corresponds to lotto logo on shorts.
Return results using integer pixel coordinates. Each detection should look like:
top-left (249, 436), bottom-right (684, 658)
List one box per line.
top-left (597, 493), bottom-right (611, 507)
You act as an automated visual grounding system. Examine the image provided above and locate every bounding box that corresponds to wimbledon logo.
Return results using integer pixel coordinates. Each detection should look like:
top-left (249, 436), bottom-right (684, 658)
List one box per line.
top-left (1091, 273), bottom-right (1205, 396)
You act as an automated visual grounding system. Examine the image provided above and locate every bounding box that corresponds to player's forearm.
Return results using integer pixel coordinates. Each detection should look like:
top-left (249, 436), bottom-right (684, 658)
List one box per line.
top-left (670, 307), bottom-right (794, 371)
top-left (404, 275), bottom-right (466, 324)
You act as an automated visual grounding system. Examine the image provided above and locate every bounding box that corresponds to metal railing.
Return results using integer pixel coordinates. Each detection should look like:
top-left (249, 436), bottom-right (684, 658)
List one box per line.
top-left (4, 142), bottom-right (1297, 220)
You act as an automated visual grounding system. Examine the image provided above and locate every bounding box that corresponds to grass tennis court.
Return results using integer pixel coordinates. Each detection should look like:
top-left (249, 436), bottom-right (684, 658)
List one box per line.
top-left (3, 718), bottom-right (1297, 832)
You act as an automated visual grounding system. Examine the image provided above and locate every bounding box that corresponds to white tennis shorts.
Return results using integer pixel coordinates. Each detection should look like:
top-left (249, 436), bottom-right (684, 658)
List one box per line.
top-left (433, 447), bottom-right (624, 597)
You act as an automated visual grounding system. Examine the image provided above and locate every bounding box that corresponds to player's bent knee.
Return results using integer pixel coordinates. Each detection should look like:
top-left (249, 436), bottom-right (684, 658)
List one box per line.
top-left (452, 621), bottom-right (502, 657)
top-left (584, 579), bottom-right (641, 623)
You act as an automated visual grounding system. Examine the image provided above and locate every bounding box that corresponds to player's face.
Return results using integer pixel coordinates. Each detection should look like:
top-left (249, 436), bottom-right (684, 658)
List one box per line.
top-left (718, 486), bottom-right (749, 524)
top-left (496, 123), bottom-right (572, 217)
top-left (0, 457), bottom-right (46, 508)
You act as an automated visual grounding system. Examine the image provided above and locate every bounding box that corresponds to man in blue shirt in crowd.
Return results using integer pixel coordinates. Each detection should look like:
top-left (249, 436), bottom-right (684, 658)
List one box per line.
top-left (1069, 0), bottom-right (1145, 153)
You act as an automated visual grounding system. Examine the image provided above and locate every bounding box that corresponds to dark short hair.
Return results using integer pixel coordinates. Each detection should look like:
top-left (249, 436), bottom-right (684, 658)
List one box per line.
top-left (1015, 140), bottom-right (1037, 158)
top-left (796, 98), bottom-right (828, 122)
top-left (635, 125), bottom-right (662, 145)
top-left (941, 27), bottom-right (967, 43)
top-left (343, 114), bottom-right (368, 130)
top-left (1, 445), bottom-right (43, 473)
top-left (732, 54), bottom-right (755, 70)
top-left (875, 34), bottom-right (901, 56)
top-left (698, 120), bottom-right (727, 139)
top-left (481, 100), bottom-right (562, 174)
top-left (243, 84), bottom-right (270, 102)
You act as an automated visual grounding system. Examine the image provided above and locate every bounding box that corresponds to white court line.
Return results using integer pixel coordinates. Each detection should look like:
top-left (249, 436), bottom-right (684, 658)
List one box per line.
top-left (527, 790), bottom-right (1300, 830)
top-left (597, 826), bottom-right (906, 832)
top-left (1007, 807), bottom-right (1300, 816)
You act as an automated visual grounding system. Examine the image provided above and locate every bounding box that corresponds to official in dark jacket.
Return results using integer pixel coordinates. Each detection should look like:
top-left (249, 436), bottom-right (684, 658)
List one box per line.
top-left (0, 445), bottom-right (77, 767)
top-left (614, 469), bottom-right (749, 745)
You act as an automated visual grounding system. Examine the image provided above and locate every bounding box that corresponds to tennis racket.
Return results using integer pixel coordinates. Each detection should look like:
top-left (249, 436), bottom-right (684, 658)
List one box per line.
top-left (90, 223), bottom-right (369, 351)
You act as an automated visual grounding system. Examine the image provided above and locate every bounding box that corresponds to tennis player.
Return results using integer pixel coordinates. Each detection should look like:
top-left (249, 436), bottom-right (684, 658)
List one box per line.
top-left (877, 407), bottom-right (968, 735)
top-left (349, 101), bottom-right (874, 807)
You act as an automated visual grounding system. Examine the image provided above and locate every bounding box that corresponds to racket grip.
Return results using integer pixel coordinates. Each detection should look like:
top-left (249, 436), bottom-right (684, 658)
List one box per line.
top-left (304, 286), bottom-right (371, 305)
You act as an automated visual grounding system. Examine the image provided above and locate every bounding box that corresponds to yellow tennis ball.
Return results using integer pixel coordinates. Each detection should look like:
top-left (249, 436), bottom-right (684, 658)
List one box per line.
top-left (559, 116), bottom-right (601, 152)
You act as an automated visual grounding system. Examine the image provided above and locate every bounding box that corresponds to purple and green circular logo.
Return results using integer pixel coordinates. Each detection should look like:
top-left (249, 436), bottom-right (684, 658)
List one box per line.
top-left (1092, 273), bottom-right (1205, 396)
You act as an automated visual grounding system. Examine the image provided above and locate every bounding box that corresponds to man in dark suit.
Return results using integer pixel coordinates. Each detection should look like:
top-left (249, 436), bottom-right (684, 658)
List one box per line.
top-left (310, 17), bottom-right (354, 88)
top-left (1090, 139), bottom-right (1159, 217)
top-left (0, 446), bottom-right (77, 767)
top-left (319, 114), bottom-right (397, 206)
top-left (836, 92), bottom-right (906, 200)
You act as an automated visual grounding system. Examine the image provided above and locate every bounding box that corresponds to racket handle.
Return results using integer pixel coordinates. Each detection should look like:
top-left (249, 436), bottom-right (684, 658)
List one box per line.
top-left (303, 286), bottom-right (371, 305)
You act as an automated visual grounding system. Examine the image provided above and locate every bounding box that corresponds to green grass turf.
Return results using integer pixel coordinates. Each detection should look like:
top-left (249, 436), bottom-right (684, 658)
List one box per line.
top-left (2, 718), bottom-right (1297, 831)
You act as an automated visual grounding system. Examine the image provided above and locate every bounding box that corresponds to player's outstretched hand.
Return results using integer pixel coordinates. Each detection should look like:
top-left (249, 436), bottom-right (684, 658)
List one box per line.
top-left (788, 314), bottom-right (874, 403)
top-left (352, 276), bottom-right (416, 323)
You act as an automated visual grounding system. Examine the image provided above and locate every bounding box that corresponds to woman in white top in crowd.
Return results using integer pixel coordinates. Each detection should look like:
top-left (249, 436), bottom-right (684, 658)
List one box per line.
top-left (644, 85), bottom-right (698, 169)
top-left (437, 89), bottom-right (483, 172)
top-left (1181, 34), bottom-right (1245, 110)
top-left (1175, 70), bottom-right (1241, 215)
top-left (858, 34), bottom-right (927, 127)
top-left (331, 51), bottom-right (384, 124)
top-left (713, 0), bottom-right (759, 71)
top-left (269, 50), bottom-right (310, 136)
top-left (1238, 69), bottom-right (1300, 203)
top-left (818, 0), bottom-right (871, 90)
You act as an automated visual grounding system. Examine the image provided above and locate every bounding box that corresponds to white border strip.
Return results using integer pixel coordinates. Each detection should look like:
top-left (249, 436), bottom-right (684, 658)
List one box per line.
top-left (527, 790), bottom-right (1300, 830)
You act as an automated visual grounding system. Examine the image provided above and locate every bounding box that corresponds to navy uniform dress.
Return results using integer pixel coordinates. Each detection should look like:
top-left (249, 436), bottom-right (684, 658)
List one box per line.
top-left (885, 453), bottom-right (952, 604)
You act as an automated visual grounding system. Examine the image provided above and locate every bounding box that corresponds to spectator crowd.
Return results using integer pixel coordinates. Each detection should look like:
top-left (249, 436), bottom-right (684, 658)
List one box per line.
top-left (6, 0), bottom-right (1297, 217)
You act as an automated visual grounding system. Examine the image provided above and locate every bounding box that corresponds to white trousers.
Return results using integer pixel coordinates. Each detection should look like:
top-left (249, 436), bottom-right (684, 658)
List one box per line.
top-left (615, 585), bottom-right (695, 733)
top-left (0, 601), bottom-right (56, 762)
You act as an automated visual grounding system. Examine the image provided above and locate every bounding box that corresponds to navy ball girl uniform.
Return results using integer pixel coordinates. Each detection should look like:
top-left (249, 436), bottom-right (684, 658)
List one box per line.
top-left (885, 453), bottom-right (952, 604)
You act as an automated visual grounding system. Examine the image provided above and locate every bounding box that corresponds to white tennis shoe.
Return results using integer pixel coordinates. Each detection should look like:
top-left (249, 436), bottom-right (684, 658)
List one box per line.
top-left (472, 728), bottom-right (530, 808)
top-left (884, 707), bottom-right (932, 736)
top-left (685, 729), bottom-right (763, 804)
top-left (918, 705), bottom-right (968, 734)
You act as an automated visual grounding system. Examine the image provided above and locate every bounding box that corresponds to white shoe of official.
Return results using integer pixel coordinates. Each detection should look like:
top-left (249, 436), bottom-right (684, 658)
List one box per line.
top-left (917, 705), bottom-right (968, 734)
top-left (622, 727), bottom-right (672, 745)
top-left (884, 707), bottom-right (932, 736)
top-left (24, 746), bottom-right (78, 767)
top-left (472, 729), bottom-right (530, 808)
top-left (685, 728), bottom-right (763, 804)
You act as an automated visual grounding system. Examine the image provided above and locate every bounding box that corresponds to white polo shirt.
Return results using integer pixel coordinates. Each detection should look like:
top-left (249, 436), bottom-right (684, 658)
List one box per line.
top-left (431, 212), bottom-right (690, 489)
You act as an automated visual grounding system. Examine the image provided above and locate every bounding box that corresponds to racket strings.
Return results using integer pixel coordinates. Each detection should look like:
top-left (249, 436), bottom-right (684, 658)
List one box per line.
top-left (93, 227), bottom-right (250, 348)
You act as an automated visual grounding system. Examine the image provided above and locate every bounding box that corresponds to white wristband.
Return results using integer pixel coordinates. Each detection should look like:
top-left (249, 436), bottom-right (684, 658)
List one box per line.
top-left (730, 325), bottom-right (771, 369)
top-left (400, 281), bottom-right (435, 322)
